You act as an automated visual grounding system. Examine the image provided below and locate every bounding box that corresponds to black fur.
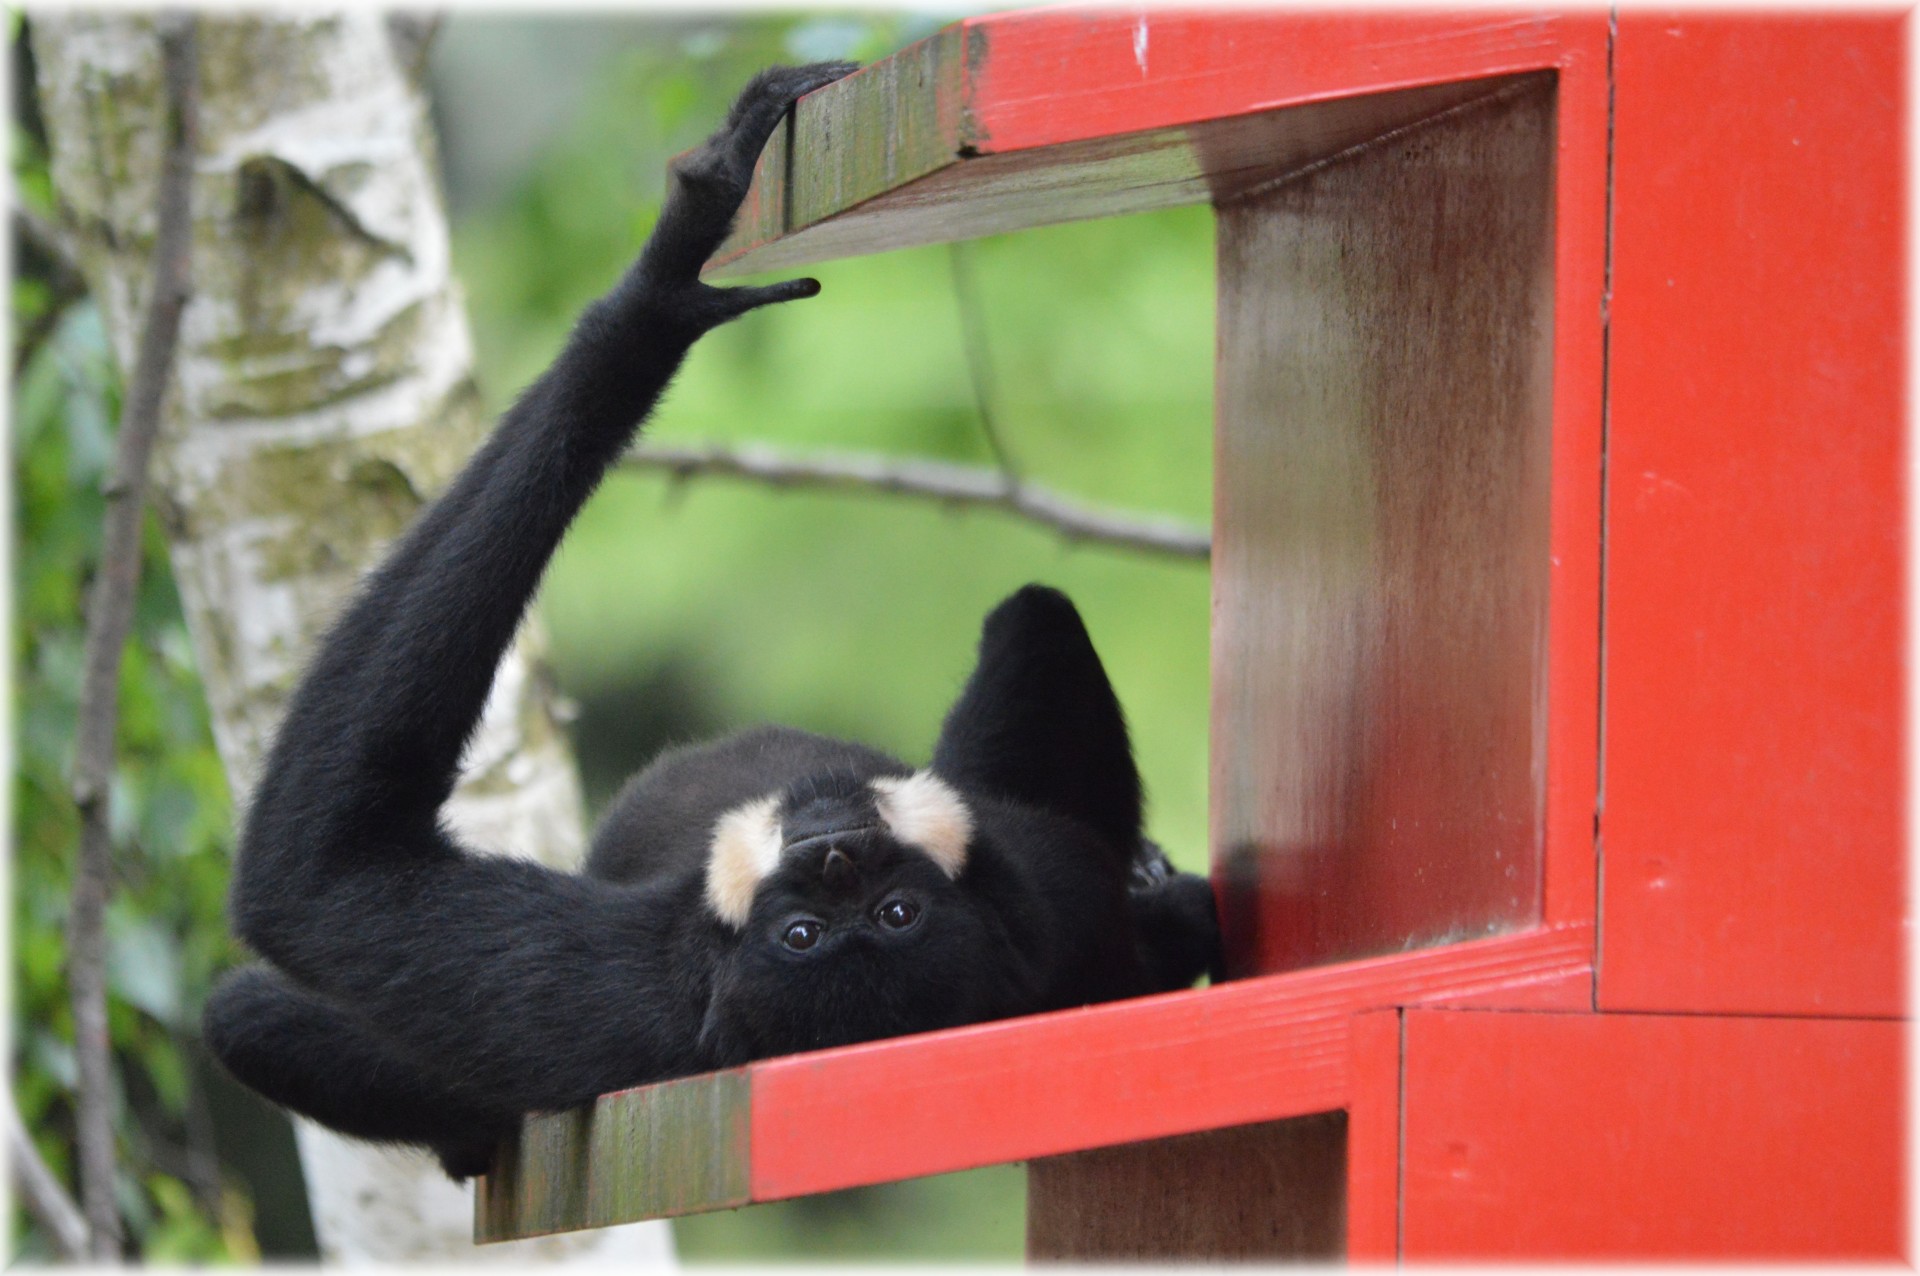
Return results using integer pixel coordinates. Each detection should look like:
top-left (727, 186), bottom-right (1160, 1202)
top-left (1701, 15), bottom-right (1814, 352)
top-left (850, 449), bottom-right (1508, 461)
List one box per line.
top-left (202, 65), bottom-right (1220, 1181)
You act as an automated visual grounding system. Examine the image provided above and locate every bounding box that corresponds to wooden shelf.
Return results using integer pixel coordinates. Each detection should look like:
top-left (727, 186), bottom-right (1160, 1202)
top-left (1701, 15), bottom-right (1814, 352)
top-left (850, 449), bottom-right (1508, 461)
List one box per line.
top-left (478, 6), bottom-right (1619, 1249)
top-left (474, 7), bottom-right (1909, 1259)
top-left (705, 11), bottom-right (1592, 278)
top-left (476, 925), bottom-right (1590, 1241)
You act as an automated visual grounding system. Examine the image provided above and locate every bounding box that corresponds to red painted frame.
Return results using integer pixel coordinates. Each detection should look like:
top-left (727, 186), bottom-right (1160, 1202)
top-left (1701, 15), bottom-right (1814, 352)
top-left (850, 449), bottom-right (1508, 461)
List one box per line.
top-left (479, 11), bottom-right (1907, 1256)
top-left (1600, 12), bottom-right (1905, 1019)
top-left (707, 15), bottom-right (1611, 1213)
top-left (1400, 1010), bottom-right (1906, 1259)
top-left (937, 9), bottom-right (1610, 948)
top-left (1344, 1008), bottom-right (1402, 1261)
top-left (745, 925), bottom-right (1589, 1202)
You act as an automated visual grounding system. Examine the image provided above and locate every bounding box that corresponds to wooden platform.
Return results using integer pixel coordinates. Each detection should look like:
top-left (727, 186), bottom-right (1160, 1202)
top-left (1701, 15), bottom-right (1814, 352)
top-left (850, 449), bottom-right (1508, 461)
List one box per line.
top-left (476, 8), bottom-right (1906, 1260)
top-left (477, 924), bottom-right (1591, 1240)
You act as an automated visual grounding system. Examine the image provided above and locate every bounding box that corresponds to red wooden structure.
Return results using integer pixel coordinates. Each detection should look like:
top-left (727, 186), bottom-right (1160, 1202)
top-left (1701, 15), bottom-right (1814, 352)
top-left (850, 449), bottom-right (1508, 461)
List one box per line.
top-left (476, 10), bottom-right (1906, 1259)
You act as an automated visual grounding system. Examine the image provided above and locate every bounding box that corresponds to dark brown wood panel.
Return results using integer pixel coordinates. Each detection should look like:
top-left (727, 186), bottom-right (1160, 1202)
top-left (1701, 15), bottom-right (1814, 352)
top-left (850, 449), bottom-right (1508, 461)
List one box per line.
top-left (1027, 1112), bottom-right (1346, 1261)
top-left (1211, 80), bottom-right (1558, 976)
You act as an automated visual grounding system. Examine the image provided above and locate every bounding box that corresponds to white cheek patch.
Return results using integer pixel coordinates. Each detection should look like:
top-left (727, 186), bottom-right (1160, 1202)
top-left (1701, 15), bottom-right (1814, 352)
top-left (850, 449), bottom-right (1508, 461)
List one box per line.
top-left (705, 795), bottom-right (783, 929)
top-left (871, 771), bottom-right (972, 878)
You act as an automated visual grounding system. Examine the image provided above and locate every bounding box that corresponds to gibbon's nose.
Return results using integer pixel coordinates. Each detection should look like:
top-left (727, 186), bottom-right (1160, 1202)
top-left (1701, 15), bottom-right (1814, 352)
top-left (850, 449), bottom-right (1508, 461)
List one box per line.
top-left (821, 847), bottom-right (856, 888)
top-left (782, 793), bottom-right (877, 849)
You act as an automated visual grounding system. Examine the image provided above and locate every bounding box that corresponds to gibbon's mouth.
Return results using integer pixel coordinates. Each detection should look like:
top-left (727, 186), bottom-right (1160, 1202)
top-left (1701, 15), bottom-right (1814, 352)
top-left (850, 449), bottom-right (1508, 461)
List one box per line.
top-left (783, 825), bottom-right (880, 854)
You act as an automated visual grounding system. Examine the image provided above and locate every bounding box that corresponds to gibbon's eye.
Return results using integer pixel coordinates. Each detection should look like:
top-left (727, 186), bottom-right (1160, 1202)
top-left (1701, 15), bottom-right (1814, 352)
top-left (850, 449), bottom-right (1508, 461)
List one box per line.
top-left (875, 898), bottom-right (920, 931)
top-left (782, 920), bottom-right (823, 952)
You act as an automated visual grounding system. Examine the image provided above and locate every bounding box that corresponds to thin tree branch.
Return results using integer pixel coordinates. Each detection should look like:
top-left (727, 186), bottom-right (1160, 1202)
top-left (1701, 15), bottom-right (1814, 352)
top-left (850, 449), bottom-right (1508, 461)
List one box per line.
top-left (12, 203), bottom-right (92, 377)
top-left (6, 1100), bottom-right (89, 1261)
top-left (66, 15), bottom-right (197, 1261)
top-left (621, 441), bottom-right (1210, 562)
top-left (13, 203), bottom-right (85, 286)
top-left (947, 241), bottom-right (1020, 485)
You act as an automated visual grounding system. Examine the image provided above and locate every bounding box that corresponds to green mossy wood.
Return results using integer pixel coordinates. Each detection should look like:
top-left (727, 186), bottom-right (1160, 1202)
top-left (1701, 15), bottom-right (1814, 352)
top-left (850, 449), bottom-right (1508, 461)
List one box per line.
top-left (478, 1073), bottom-right (752, 1242)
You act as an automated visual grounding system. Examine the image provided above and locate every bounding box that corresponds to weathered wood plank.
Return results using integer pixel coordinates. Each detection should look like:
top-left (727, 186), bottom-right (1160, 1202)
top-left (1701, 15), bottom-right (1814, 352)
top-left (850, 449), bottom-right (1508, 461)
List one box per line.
top-left (713, 26), bottom-right (972, 270)
top-left (709, 72), bottom-right (1523, 277)
top-left (475, 1070), bottom-right (751, 1242)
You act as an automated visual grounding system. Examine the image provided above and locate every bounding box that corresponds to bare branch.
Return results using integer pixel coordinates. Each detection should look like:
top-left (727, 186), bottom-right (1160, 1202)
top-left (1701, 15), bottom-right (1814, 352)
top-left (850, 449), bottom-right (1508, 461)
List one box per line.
top-left (937, 245), bottom-right (1202, 563)
top-left (6, 1100), bottom-right (89, 1261)
top-left (621, 441), bottom-right (1210, 562)
top-left (65, 15), bottom-right (198, 1261)
top-left (12, 203), bottom-right (92, 377)
top-left (947, 241), bottom-right (1020, 485)
top-left (13, 203), bottom-right (86, 288)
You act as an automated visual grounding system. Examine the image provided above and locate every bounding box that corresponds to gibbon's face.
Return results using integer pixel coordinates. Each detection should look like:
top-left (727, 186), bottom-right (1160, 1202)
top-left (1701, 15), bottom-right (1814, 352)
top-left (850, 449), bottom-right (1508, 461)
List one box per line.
top-left (696, 770), bottom-right (1002, 1064)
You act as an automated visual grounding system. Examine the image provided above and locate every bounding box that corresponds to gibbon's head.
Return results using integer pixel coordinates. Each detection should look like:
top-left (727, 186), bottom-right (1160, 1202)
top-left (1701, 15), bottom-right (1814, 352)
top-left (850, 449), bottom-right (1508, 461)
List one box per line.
top-left (697, 768), bottom-right (999, 1061)
top-left (692, 583), bottom-right (1150, 1063)
top-left (704, 768), bottom-right (972, 933)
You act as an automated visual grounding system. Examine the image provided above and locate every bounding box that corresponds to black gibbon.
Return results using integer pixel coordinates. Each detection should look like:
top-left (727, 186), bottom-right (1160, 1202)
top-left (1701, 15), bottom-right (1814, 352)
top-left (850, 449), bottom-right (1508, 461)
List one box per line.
top-left (202, 63), bottom-right (1220, 1180)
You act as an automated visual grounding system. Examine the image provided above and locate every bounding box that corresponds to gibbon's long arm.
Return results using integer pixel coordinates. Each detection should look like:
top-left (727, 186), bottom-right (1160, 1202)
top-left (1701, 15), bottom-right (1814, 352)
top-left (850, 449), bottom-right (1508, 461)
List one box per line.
top-left (224, 64), bottom-right (856, 1116)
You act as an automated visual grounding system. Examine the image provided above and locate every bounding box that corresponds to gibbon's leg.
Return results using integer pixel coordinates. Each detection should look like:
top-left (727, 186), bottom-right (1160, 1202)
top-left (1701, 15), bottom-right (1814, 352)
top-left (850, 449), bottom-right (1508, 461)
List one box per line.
top-left (203, 965), bottom-right (513, 1178)
top-left (932, 589), bottom-right (1224, 990)
top-left (931, 585), bottom-right (1145, 858)
top-left (217, 64), bottom-right (858, 1119)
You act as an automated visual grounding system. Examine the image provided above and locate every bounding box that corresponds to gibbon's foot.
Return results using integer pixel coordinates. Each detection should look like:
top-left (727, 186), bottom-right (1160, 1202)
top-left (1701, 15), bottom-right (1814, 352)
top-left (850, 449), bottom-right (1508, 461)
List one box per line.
top-left (434, 1137), bottom-right (500, 1181)
top-left (639, 60), bottom-right (858, 303)
top-left (1130, 870), bottom-right (1225, 991)
top-left (1129, 836), bottom-right (1178, 890)
top-left (711, 62), bottom-right (862, 188)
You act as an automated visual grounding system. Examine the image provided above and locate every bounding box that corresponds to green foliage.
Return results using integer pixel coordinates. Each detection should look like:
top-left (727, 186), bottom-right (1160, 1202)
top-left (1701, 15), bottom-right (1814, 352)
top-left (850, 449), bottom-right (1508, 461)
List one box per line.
top-left (11, 271), bottom-right (251, 1262)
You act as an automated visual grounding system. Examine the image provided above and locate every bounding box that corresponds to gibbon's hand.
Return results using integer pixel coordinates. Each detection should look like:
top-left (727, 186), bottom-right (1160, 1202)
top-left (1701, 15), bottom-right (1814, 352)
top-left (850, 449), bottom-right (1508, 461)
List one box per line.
top-left (638, 61), bottom-right (858, 332)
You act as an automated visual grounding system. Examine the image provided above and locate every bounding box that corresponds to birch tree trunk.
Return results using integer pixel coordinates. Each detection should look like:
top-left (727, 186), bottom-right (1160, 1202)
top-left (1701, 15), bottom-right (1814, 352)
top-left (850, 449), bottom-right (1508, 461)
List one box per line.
top-left (31, 12), bottom-right (676, 1263)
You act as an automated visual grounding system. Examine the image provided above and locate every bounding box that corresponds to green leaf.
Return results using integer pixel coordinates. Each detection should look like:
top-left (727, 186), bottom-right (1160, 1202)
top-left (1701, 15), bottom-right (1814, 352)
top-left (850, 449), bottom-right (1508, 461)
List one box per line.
top-left (106, 909), bottom-right (184, 1026)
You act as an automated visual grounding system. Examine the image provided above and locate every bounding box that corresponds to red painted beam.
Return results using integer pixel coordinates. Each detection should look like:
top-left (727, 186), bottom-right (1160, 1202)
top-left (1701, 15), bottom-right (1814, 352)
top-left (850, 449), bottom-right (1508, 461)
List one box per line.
top-left (745, 925), bottom-right (1590, 1201)
top-left (1344, 1008), bottom-right (1403, 1260)
top-left (1401, 1010), bottom-right (1906, 1259)
top-left (1601, 13), bottom-right (1906, 1017)
top-left (964, 9), bottom-right (1601, 153)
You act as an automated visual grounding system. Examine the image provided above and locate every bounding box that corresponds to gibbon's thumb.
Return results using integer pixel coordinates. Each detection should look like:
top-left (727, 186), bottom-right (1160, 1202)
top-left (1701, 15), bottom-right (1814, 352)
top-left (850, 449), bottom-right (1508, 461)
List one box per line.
top-left (700, 277), bottom-right (821, 327)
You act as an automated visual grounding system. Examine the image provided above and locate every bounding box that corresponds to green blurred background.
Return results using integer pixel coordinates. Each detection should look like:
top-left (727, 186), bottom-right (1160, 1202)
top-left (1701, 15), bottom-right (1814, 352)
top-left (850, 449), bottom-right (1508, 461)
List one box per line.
top-left (11, 11), bottom-right (1213, 1261)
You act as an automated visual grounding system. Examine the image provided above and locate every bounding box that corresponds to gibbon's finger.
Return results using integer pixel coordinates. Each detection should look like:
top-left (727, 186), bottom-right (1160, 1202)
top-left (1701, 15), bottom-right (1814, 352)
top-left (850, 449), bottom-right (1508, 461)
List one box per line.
top-left (724, 62), bottom-right (859, 131)
top-left (702, 278), bottom-right (823, 326)
top-left (720, 62), bottom-right (859, 175)
top-left (642, 66), bottom-right (857, 286)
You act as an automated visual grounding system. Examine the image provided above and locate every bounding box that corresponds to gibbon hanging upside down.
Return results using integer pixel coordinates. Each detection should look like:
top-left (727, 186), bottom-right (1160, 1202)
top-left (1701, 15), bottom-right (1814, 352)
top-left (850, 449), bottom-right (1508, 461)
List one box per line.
top-left (203, 62), bottom-right (1221, 1180)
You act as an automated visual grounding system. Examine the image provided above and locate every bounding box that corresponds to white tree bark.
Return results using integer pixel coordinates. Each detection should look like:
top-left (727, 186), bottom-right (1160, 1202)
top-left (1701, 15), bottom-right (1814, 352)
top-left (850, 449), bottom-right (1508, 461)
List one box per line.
top-left (31, 11), bottom-right (675, 1264)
